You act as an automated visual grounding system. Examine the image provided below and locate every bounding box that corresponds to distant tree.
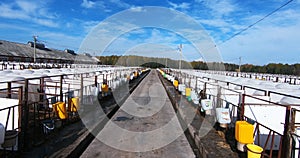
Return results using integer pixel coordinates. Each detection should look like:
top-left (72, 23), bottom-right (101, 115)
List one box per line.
top-left (96, 55), bottom-right (299, 76)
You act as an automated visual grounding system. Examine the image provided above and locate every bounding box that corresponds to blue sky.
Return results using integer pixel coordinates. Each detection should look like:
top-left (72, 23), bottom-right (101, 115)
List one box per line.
top-left (0, 0), bottom-right (300, 65)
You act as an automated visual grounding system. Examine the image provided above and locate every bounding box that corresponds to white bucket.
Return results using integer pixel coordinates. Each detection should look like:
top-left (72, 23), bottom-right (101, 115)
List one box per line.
top-left (201, 99), bottom-right (213, 110)
top-left (237, 142), bottom-right (246, 152)
top-left (216, 108), bottom-right (231, 124)
top-left (191, 90), bottom-right (199, 104)
top-left (0, 123), bottom-right (4, 144)
top-left (178, 84), bottom-right (186, 94)
top-left (2, 130), bottom-right (18, 148)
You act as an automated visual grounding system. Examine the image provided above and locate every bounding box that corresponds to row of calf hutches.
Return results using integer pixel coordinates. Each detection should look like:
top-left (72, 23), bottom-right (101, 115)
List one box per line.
top-left (160, 68), bottom-right (232, 128)
top-left (235, 120), bottom-right (263, 158)
top-left (160, 69), bottom-right (268, 156)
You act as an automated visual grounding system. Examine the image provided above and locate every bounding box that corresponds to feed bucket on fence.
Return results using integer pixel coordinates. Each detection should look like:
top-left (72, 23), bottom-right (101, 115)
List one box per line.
top-left (42, 120), bottom-right (55, 135)
top-left (1, 130), bottom-right (18, 148)
top-left (54, 102), bottom-right (68, 119)
top-left (201, 99), bottom-right (213, 110)
top-left (173, 80), bottom-right (178, 89)
top-left (191, 90), bottom-right (199, 104)
top-left (178, 84), bottom-right (186, 95)
top-left (235, 121), bottom-right (254, 144)
top-left (0, 123), bottom-right (4, 144)
top-left (185, 88), bottom-right (191, 97)
top-left (246, 144), bottom-right (263, 158)
top-left (134, 71), bottom-right (138, 78)
top-left (216, 108), bottom-right (231, 124)
top-left (69, 97), bottom-right (79, 112)
top-left (101, 84), bottom-right (109, 93)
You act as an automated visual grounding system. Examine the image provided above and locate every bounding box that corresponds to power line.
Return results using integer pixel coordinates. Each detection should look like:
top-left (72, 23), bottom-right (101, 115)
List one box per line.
top-left (200, 0), bottom-right (295, 63)
top-left (218, 0), bottom-right (294, 46)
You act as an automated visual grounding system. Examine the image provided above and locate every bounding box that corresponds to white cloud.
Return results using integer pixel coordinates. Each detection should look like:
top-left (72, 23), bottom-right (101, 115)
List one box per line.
top-left (196, 1), bottom-right (300, 65)
top-left (80, 0), bottom-right (129, 12)
top-left (199, 0), bottom-right (237, 18)
top-left (33, 18), bottom-right (59, 28)
top-left (15, 0), bottom-right (58, 19)
top-left (0, 23), bottom-right (31, 31)
top-left (198, 19), bottom-right (229, 28)
top-left (110, 0), bottom-right (130, 8)
top-left (0, 3), bottom-right (29, 19)
top-left (16, 0), bottom-right (38, 14)
top-left (168, 1), bottom-right (190, 10)
top-left (195, 57), bottom-right (204, 62)
top-left (81, 0), bottom-right (97, 8)
top-left (78, 3), bottom-right (300, 64)
top-left (81, 0), bottom-right (95, 8)
top-left (129, 6), bottom-right (145, 12)
top-left (38, 8), bottom-right (58, 19)
top-left (144, 29), bottom-right (178, 44)
top-left (37, 31), bottom-right (83, 51)
top-left (82, 20), bottom-right (101, 33)
top-left (219, 21), bottom-right (300, 65)
top-left (130, 43), bottom-right (185, 61)
top-left (0, 1), bottom-right (59, 28)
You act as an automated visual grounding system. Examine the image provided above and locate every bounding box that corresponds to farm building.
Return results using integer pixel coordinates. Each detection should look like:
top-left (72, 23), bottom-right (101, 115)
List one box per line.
top-left (0, 40), bottom-right (100, 64)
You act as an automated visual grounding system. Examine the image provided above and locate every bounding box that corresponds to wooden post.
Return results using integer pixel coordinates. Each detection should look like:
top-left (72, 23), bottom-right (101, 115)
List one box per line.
top-left (18, 86), bottom-right (23, 151)
top-left (60, 75), bottom-right (63, 102)
top-left (238, 93), bottom-right (245, 121)
top-left (203, 82), bottom-right (207, 95)
top-left (22, 79), bottom-right (29, 151)
top-left (281, 106), bottom-right (292, 158)
top-left (195, 77), bottom-right (198, 92)
top-left (216, 86), bottom-right (222, 108)
top-left (7, 82), bottom-right (11, 98)
top-left (291, 109), bottom-right (296, 133)
top-left (95, 75), bottom-right (98, 87)
top-left (188, 75), bottom-right (191, 88)
top-left (80, 74), bottom-right (83, 104)
top-left (40, 78), bottom-right (44, 104)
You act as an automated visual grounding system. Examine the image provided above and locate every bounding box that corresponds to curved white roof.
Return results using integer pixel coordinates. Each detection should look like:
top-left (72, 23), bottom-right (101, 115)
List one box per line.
top-left (280, 97), bottom-right (300, 105)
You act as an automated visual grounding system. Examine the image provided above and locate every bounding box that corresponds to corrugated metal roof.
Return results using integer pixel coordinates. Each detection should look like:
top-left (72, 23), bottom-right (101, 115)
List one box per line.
top-left (0, 40), bottom-right (100, 63)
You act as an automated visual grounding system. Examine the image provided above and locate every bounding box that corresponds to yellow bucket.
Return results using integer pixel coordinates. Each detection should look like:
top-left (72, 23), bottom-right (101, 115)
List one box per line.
top-left (235, 121), bottom-right (254, 144)
top-left (69, 97), bottom-right (79, 112)
top-left (246, 144), bottom-right (263, 158)
top-left (101, 84), bottom-right (109, 93)
top-left (134, 71), bottom-right (138, 78)
top-left (185, 88), bottom-right (191, 97)
top-left (173, 80), bottom-right (178, 89)
top-left (54, 102), bottom-right (68, 119)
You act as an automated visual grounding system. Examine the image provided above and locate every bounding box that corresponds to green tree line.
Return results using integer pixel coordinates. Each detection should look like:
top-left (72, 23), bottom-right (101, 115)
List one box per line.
top-left (96, 55), bottom-right (300, 76)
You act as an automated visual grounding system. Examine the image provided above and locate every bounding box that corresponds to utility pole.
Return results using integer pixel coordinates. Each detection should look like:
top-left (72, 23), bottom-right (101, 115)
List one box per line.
top-left (165, 58), bottom-right (168, 68)
top-left (178, 44), bottom-right (182, 70)
top-left (238, 56), bottom-right (241, 72)
top-left (33, 35), bottom-right (38, 63)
